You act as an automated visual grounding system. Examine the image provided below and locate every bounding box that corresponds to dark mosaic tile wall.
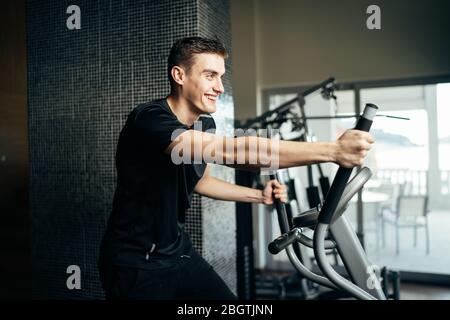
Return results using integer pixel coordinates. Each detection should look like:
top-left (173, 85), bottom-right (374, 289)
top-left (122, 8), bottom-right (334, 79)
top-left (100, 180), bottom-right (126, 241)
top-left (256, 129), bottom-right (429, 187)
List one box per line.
top-left (27, 0), bottom-right (235, 299)
top-left (197, 0), bottom-right (236, 294)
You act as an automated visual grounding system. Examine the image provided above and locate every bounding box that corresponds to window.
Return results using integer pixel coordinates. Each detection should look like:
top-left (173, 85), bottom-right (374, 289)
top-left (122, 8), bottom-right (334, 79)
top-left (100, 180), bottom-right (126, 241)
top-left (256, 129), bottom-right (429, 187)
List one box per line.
top-left (262, 79), bottom-right (450, 277)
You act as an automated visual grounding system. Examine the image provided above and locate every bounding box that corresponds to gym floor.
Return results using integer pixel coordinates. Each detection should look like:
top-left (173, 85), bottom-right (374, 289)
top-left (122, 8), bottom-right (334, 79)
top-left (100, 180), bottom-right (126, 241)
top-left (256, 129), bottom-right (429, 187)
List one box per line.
top-left (254, 269), bottom-right (450, 300)
top-left (401, 283), bottom-right (450, 300)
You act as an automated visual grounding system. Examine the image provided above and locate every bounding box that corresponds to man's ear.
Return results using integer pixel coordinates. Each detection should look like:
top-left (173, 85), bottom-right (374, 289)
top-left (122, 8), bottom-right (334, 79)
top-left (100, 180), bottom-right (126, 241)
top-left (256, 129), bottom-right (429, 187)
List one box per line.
top-left (171, 66), bottom-right (185, 86)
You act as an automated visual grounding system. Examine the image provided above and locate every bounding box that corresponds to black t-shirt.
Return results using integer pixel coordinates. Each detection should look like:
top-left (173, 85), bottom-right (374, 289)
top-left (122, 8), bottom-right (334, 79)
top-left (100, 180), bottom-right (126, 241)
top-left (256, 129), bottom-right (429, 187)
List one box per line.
top-left (99, 98), bottom-right (216, 270)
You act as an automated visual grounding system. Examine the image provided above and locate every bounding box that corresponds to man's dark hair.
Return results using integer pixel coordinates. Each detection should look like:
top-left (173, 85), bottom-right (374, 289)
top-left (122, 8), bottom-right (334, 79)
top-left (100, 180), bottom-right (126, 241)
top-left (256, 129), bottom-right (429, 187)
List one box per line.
top-left (168, 36), bottom-right (228, 91)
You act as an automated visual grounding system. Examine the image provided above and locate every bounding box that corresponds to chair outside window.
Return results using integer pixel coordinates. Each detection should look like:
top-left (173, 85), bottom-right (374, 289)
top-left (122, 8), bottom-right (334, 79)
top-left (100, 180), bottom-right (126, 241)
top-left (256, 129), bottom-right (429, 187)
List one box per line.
top-left (374, 182), bottom-right (403, 249)
top-left (380, 195), bottom-right (430, 255)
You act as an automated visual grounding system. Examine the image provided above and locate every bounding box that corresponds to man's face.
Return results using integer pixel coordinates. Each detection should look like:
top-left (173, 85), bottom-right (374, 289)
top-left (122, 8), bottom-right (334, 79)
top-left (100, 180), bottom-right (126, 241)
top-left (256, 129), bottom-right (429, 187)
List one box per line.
top-left (181, 53), bottom-right (225, 114)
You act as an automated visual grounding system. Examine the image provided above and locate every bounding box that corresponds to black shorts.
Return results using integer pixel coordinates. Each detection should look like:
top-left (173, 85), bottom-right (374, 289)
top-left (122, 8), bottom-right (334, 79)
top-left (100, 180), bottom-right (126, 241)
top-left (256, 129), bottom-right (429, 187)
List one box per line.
top-left (98, 248), bottom-right (237, 300)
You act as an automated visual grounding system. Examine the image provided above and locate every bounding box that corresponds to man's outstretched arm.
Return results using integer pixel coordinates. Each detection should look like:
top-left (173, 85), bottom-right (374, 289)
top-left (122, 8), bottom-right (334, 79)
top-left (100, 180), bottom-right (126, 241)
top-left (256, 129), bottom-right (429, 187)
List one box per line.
top-left (166, 129), bottom-right (374, 170)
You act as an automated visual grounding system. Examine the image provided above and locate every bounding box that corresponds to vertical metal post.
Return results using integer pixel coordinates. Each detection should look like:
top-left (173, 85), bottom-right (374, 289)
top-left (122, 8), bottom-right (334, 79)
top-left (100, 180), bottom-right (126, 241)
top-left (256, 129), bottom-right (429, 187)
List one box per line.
top-left (354, 86), bottom-right (365, 248)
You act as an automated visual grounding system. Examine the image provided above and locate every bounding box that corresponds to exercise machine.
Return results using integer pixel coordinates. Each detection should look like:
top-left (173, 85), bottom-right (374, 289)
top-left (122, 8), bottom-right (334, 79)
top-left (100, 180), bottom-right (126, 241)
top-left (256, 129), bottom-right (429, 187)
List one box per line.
top-left (268, 103), bottom-right (387, 299)
top-left (238, 78), bottom-right (401, 299)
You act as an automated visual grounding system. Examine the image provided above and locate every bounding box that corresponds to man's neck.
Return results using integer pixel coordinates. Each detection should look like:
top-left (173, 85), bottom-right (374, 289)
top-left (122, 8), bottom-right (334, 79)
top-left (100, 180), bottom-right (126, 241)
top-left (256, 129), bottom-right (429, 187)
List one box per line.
top-left (166, 94), bottom-right (200, 127)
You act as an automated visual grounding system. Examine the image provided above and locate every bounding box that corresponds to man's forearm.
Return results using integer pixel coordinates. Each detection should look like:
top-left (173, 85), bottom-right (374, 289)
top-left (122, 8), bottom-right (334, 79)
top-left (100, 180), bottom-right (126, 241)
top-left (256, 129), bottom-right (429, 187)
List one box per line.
top-left (169, 130), bottom-right (343, 171)
top-left (232, 136), bottom-right (337, 170)
top-left (194, 176), bottom-right (264, 203)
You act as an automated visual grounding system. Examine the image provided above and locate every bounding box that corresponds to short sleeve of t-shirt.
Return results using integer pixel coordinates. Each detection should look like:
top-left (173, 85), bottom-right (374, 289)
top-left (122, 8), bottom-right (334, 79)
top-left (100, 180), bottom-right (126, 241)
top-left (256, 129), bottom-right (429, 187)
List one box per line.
top-left (133, 102), bottom-right (189, 153)
top-left (196, 115), bottom-right (216, 134)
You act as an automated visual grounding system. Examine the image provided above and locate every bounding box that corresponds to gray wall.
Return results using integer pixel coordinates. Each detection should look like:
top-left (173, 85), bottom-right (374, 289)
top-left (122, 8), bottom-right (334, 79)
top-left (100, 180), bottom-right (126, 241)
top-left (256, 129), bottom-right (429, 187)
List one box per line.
top-left (230, 0), bottom-right (259, 121)
top-left (28, 0), bottom-right (235, 299)
top-left (231, 0), bottom-right (450, 120)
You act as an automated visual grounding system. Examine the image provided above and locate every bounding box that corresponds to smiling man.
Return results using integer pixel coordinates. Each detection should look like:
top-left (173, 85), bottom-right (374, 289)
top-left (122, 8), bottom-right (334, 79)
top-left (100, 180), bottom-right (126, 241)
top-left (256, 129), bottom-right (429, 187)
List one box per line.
top-left (98, 37), bottom-right (374, 300)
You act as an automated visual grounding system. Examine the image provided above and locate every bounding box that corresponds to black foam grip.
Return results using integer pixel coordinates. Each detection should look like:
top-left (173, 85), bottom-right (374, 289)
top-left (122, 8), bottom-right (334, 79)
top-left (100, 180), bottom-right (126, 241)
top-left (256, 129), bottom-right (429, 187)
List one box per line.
top-left (318, 109), bottom-right (375, 224)
top-left (269, 173), bottom-right (290, 234)
top-left (268, 230), bottom-right (298, 254)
